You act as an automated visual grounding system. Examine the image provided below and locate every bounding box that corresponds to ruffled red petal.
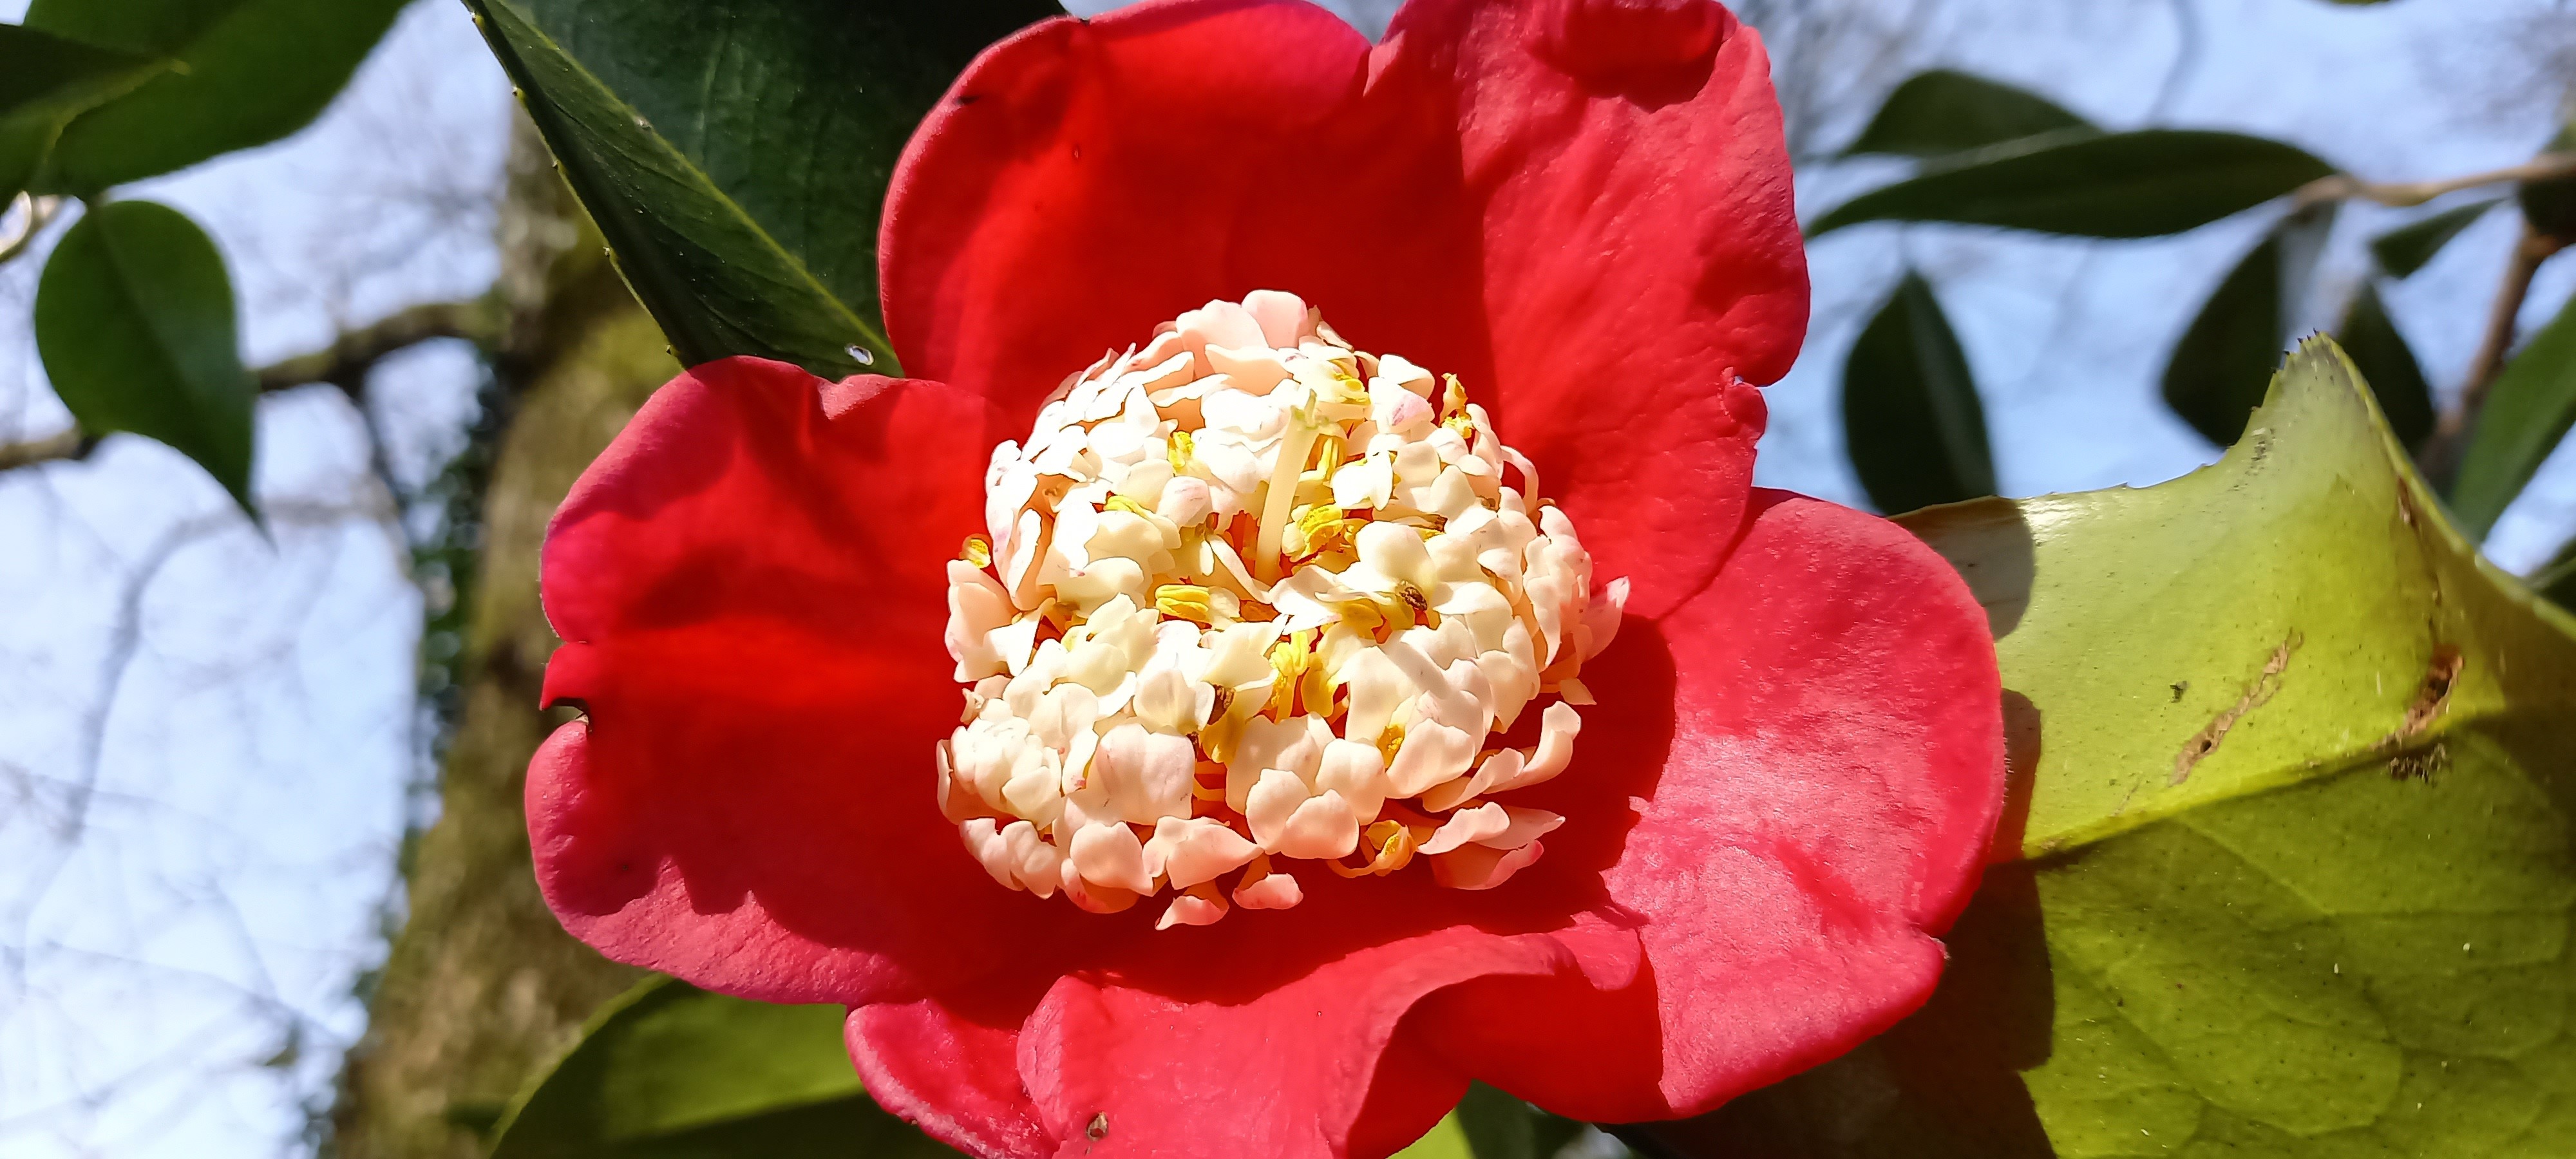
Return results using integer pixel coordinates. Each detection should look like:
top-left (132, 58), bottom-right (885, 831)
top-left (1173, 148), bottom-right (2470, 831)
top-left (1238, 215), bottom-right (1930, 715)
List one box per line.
top-left (1417, 491), bottom-right (2005, 1122)
top-left (882, 0), bottom-right (1802, 612)
top-left (529, 357), bottom-right (1039, 1004)
top-left (847, 1001), bottom-right (1049, 1158)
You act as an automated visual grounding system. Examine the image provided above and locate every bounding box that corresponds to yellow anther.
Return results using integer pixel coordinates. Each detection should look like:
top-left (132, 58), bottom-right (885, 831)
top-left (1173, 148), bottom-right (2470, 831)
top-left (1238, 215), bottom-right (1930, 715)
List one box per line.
top-left (1286, 503), bottom-right (1363, 560)
top-left (1105, 495), bottom-right (1153, 518)
top-left (1198, 708), bottom-right (1240, 764)
top-left (1312, 434), bottom-right (1347, 476)
top-left (959, 535), bottom-right (992, 568)
top-left (1264, 629), bottom-right (1330, 719)
top-left (1155, 583), bottom-right (1215, 623)
top-left (1441, 373), bottom-right (1468, 419)
top-left (1364, 820), bottom-right (1417, 874)
top-left (1374, 723), bottom-right (1405, 767)
top-left (1168, 428), bottom-right (1195, 473)
top-left (1442, 411), bottom-right (1478, 442)
top-left (1267, 630), bottom-right (1312, 683)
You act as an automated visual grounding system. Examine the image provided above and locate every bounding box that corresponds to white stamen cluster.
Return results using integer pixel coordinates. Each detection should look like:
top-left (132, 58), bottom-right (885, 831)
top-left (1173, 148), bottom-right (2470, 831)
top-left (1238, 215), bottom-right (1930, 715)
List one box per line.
top-left (938, 290), bottom-right (1625, 930)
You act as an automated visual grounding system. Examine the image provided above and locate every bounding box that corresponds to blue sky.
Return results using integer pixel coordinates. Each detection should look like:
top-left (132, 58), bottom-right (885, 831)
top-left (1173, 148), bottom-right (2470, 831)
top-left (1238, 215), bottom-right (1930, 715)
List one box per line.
top-left (0, 0), bottom-right (2568, 1154)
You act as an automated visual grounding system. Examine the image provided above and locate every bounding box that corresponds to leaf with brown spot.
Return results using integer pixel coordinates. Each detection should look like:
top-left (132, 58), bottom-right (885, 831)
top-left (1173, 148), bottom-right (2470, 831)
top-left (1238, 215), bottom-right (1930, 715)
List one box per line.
top-left (1662, 340), bottom-right (2576, 1159)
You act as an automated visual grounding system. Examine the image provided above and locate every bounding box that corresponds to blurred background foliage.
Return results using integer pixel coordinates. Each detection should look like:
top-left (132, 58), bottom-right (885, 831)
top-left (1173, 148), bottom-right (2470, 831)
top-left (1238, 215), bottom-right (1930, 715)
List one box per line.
top-left (2, 0), bottom-right (2573, 1156)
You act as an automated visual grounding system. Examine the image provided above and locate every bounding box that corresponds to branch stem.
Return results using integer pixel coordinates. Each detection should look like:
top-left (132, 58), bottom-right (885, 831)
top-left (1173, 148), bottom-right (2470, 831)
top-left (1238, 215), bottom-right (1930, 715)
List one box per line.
top-left (0, 194), bottom-right (64, 267)
top-left (2295, 152), bottom-right (2576, 211)
top-left (2420, 220), bottom-right (2567, 484)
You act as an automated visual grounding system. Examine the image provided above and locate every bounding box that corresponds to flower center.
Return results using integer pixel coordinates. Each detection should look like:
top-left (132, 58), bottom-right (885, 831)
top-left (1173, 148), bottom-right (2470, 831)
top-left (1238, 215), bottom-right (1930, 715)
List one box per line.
top-left (938, 291), bottom-right (1624, 930)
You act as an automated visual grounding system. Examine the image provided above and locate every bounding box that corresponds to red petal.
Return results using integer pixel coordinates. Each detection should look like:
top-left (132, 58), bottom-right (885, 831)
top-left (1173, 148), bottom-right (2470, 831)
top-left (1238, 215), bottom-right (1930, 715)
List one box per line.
top-left (1012, 928), bottom-right (1594, 1158)
top-left (528, 357), bottom-right (1041, 1004)
top-left (848, 1001), bottom-right (1049, 1159)
top-left (881, 0), bottom-right (1801, 612)
top-left (1419, 492), bottom-right (2005, 1120)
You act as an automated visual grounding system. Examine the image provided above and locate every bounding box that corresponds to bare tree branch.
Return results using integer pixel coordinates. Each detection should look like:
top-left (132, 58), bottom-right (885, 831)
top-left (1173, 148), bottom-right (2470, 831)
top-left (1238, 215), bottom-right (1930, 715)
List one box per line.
top-left (0, 428), bottom-right (85, 471)
top-left (256, 297), bottom-right (502, 394)
top-left (2420, 219), bottom-right (2569, 484)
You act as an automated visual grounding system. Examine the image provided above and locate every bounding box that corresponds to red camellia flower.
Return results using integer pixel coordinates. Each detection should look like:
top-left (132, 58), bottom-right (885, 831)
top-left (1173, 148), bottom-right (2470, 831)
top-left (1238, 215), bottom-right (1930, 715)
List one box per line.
top-left (525, 0), bottom-right (2004, 1155)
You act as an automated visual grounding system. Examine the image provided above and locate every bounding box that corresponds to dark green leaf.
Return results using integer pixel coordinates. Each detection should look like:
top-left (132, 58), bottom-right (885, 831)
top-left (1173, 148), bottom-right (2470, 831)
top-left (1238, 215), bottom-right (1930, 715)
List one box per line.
top-left (2161, 229), bottom-right (2287, 445)
top-left (33, 199), bottom-right (254, 516)
top-left (1842, 271), bottom-right (1994, 513)
top-left (19, 0), bottom-right (244, 54)
top-left (2335, 280), bottom-right (2434, 449)
top-left (2164, 206), bottom-right (2349, 446)
top-left (26, 0), bottom-right (408, 192)
top-left (0, 24), bottom-right (165, 200)
top-left (0, 24), bottom-right (158, 113)
top-left (2369, 198), bottom-right (2500, 277)
top-left (490, 975), bottom-right (962, 1159)
top-left (1455, 1082), bottom-right (1539, 1159)
top-left (2449, 290), bottom-right (2576, 538)
top-left (460, 0), bottom-right (1057, 378)
top-left (1810, 130), bottom-right (2337, 239)
top-left (1652, 337), bottom-right (2576, 1158)
top-left (1843, 70), bottom-right (2094, 159)
top-left (2520, 126), bottom-right (2576, 243)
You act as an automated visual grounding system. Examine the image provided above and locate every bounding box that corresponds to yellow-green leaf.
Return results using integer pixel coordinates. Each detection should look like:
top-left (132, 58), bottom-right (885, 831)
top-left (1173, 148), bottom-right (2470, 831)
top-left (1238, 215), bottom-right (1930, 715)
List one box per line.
top-left (1653, 338), bottom-right (2576, 1158)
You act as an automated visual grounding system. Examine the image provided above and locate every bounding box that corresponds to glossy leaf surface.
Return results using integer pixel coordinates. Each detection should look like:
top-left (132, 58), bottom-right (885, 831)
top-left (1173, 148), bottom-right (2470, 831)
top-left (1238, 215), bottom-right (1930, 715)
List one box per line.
top-left (1842, 271), bottom-right (1994, 513)
top-left (1647, 339), bottom-right (2576, 1158)
top-left (460, 0), bottom-right (1057, 377)
top-left (1810, 130), bottom-right (2336, 239)
top-left (33, 200), bottom-right (254, 516)
top-left (1843, 70), bottom-right (2094, 159)
top-left (2369, 199), bottom-right (2500, 278)
top-left (24, 0), bottom-right (406, 192)
top-left (2450, 291), bottom-right (2576, 539)
top-left (490, 975), bottom-right (961, 1158)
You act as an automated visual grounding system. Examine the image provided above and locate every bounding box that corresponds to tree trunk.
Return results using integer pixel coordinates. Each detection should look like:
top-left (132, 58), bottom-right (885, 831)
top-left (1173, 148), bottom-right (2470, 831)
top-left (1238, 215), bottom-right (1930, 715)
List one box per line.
top-left (330, 118), bottom-right (677, 1159)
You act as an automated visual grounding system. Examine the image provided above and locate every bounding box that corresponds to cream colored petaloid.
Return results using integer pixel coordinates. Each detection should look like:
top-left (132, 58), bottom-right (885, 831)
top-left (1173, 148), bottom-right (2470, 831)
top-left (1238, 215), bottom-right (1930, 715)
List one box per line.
top-left (937, 290), bottom-right (1625, 930)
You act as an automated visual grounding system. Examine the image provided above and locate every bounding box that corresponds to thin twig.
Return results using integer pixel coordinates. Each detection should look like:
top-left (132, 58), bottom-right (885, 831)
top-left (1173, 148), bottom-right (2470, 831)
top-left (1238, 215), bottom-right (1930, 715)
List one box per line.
top-left (0, 428), bottom-right (86, 471)
top-left (2420, 220), bottom-right (2568, 484)
top-left (2296, 152), bottom-right (2576, 211)
top-left (0, 193), bottom-right (64, 267)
